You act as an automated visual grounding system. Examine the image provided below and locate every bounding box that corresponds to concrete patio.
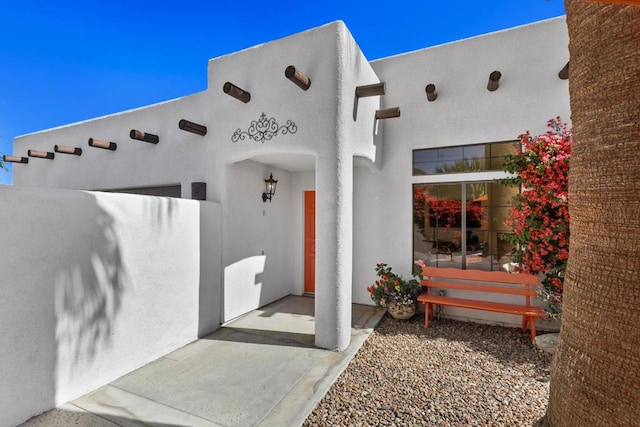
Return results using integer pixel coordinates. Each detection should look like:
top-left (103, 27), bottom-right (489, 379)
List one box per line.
top-left (20, 296), bottom-right (385, 427)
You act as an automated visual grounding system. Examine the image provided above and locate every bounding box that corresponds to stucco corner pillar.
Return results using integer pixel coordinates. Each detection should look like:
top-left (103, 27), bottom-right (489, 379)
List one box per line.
top-left (314, 154), bottom-right (353, 351)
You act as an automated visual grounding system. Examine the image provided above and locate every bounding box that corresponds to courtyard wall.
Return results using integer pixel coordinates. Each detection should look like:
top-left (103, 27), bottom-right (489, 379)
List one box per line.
top-left (0, 186), bottom-right (221, 426)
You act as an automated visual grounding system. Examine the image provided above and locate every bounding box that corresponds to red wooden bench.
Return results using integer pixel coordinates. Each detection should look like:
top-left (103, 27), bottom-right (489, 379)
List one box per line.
top-left (417, 266), bottom-right (546, 341)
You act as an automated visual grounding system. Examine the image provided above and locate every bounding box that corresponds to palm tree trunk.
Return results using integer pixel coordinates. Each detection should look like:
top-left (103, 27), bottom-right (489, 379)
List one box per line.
top-left (545, 1), bottom-right (640, 425)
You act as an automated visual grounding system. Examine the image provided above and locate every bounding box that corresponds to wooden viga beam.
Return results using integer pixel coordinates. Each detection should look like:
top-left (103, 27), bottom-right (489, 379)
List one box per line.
top-left (223, 82), bottom-right (251, 103)
top-left (356, 82), bottom-right (386, 98)
top-left (88, 138), bottom-right (117, 151)
top-left (2, 155), bottom-right (28, 164)
top-left (28, 149), bottom-right (55, 159)
top-left (54, 145), bottom-right (82, 155)
top-left (375, 107), bottom-right (401, 119)
top-left (130, 129), bottom-right (159, 144)
top-left (285, 65), bottom-right (311, 90)
top-left (558, 62), bottom-right (569, 80)
top-left (425, 84), bottom-right (437, 102)
top-left (178, 119), bottom-right (207, 136)
top-left (487, 71), bottom-right (501, 91)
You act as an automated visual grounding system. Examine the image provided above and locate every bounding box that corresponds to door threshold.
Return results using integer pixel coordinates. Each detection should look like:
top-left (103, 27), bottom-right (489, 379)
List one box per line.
top-left (303, 292), bottom-right (315, 298)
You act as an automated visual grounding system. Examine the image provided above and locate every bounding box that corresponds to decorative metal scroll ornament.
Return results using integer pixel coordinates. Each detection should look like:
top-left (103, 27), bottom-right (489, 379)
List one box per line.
top-left (232, 112), bottom-right (297, 143)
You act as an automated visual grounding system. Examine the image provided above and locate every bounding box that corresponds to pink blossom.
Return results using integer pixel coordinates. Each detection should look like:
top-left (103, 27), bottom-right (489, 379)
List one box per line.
top-left (503, 117), bottom-right (570, 315)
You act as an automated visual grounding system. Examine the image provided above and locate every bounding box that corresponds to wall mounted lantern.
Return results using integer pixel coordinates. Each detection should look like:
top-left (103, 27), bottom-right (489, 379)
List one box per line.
top-left (262, 173), bottom-right (278, 202)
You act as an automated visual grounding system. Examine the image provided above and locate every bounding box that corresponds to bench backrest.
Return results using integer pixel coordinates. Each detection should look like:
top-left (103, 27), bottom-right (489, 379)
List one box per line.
top-left (421, 266), bottom-right (539, 305)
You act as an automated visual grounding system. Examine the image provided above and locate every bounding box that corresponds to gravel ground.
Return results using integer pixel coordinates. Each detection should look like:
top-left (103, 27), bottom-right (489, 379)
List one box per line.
top-left (304, 315), bottom-right (552, 427)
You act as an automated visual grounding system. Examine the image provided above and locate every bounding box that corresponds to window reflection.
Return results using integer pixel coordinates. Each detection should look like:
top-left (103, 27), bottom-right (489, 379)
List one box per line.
top-left (412, 141), bottom-right (517, 176)
top-left (413, 182), bottom-right (518, 271)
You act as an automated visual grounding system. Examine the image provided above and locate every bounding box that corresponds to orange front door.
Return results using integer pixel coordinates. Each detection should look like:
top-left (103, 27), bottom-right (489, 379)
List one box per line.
top-left (304, 191), bottom-right (316, 293)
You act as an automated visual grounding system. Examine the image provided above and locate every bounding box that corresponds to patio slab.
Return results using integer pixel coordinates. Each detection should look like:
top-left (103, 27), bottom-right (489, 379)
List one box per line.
top-left (20, 295), bottom-right (385, 427)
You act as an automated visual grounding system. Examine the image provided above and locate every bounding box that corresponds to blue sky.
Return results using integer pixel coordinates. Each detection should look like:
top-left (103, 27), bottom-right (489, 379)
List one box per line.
top-left (0, 0), bottom-right (566, 184)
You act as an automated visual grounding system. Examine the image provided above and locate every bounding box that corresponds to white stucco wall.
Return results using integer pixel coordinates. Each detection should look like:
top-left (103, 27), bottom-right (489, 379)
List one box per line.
top-left (352, 17), bottom-right (570, 328)
top-left (0, 187), bottom-right (221, 427)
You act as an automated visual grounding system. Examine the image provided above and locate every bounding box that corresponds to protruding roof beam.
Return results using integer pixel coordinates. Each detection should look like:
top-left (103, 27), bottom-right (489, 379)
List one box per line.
top-left (487, 71), bottom-right (501, 91)
top-left (28, 149), bottom-right (54, 159)
top-left (356, 82), bottom-right (386, 98)
top-left (375, 107), bottom-right (401, 119)
top-left (558, 62), bottom-right (569, 80)
top-left (130, 129), bottom-right (159, 144)
top-left (88, 138), bottom-right (117, 151)
top-left (54, 145), bottom-right (82, 155)
top-left (179, 119), bottom-right (207, 136)
top-left (2, 155), bottom-right (28, 164)
top-left (285, 65), bottom-right (311, 90)
top-left (223, 82), bottom-right (251, 103)
top-left (425, 84), bottom-right (437, 102)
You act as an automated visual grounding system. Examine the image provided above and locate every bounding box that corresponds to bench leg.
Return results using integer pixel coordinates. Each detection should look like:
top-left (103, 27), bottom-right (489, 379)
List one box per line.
top-left (529, 317), bottom-right (537, 341)
top-left (521, 316), bottom-right (538, 342)
top-left (424, 303), bottom-right (431, 328)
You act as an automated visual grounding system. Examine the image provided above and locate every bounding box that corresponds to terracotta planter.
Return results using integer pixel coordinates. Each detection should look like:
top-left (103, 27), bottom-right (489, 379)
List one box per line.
top-left (387, 301), bottom-right (416, 320)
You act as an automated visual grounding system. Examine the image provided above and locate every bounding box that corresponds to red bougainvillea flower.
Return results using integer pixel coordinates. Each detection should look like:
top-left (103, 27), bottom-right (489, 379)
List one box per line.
top-left (500, 117), bottom-right (571, 318)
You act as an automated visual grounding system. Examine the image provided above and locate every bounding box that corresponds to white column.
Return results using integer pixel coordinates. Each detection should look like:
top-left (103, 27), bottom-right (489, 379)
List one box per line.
top-left (314, 152), bottom-right (353, 351)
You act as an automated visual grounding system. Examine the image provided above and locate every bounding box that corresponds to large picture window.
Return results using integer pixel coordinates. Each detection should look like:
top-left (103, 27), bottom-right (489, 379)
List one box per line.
top-left (413, 182), bottom-right (518, 271)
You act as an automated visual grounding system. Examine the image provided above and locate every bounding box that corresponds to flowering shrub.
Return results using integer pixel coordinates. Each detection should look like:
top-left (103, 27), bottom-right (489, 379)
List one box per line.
top-left (367, 261), bottom-right (425, 307)
top-left (500, 117), bottom-right (571, 318)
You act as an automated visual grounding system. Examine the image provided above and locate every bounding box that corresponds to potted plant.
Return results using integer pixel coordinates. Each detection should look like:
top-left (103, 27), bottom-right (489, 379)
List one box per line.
top-left (367, 261), bottom-right (425, 320)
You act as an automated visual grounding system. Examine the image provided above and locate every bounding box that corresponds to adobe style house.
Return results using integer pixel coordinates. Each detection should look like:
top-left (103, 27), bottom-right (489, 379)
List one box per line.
top-left (2, 17), bottom-right (569, 425)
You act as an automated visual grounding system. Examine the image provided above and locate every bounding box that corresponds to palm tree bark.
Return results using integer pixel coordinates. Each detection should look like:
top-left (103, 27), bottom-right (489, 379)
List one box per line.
top-left (545, 1), bottom-right (640, 426)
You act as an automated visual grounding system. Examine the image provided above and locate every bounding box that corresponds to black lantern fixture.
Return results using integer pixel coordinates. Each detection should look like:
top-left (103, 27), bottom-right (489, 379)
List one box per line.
top-left (262, 173), bottom-right (277, 202)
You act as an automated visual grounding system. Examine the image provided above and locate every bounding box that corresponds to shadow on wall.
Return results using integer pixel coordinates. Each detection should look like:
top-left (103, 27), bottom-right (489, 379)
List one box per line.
top-left (55, 194), bottom-right (126, 366)
top-left (143, 195), bottom-right (177, 229)
top-left (0, 188), bottom-right (126, 426)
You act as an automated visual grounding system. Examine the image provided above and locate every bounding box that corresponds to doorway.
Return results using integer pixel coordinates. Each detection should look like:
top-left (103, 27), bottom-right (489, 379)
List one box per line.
top-left (304, 191), bottom-right (316, 293)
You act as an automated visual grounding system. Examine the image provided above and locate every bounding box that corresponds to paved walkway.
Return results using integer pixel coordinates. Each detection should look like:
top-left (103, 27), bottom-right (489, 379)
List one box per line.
top-left (21, 296), bottom-right (385, 427)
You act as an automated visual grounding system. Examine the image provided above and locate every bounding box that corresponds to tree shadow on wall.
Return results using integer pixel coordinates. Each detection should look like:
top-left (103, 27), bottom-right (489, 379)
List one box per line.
top-left (142, 194), bottom-right (177, 229)
top-left (54, 193), bottom-right (127, 366)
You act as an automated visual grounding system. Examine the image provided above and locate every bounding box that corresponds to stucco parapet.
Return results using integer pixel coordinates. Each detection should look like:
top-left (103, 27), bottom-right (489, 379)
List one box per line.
top-left (15, 91), bottom-right (208, 141)
top-left (370, 16), bottom-right (567, 65)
